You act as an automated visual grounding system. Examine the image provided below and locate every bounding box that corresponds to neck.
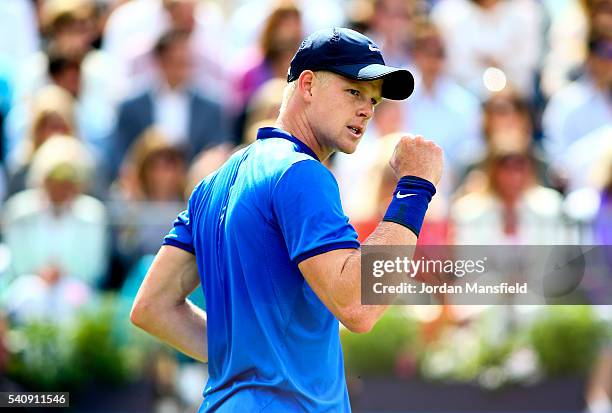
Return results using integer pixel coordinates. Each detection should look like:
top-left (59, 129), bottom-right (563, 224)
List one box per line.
top-left (275, 109), bottom-right (329, 160)
top-left (500, 194), bottom-right (519, 208)
top-left (163, 77), bottom-right (185, 92)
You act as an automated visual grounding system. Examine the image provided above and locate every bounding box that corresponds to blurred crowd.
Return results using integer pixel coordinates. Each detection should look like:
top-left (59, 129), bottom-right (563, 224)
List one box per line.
top-left (0, 0), bottom-right (610, 409)
top-left (0, 0), bottom-right (609, 322)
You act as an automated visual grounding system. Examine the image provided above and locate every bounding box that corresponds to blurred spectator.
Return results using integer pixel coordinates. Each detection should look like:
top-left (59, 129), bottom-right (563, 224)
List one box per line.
top-left (109, 128), bottom-right (188, 272)
top-left (186, 144), bottom-right (235, 195)
top-left (592, 141), bottom-right (612, 245)
top-left (241, 78), bottom-right (286, 144)
top-left (115, 128), bottom-right (187, 204)
top-left (543, 35), bottom-right (612, 160)
top-left (11, 0), bottom-right (121, 127)
top-left (0, 0), bottom-right (40, 65)
top-left (2, 135), bottom-right (108, 289)
top-left (431, 0), bottom-right (543, 98)
top-left (403, 19), bottom-right (482, 194)
top-left (0, 57), bottom-right (14, 162)
top-left (102, 0), bottom-right (227, 101)
top-left (6, 45), bottom-right (116, 168)
top-left (232, 1), bottom-right (303, 112)
top-left (2, 263), bottom-right (93, 325)
top-left (6, 85), bottom-right (75, 198)
top-left (226, 0), bottom-right (344, 59)
top-left (451, 136), bottom-right (570, 244)
top-left (110, 29), bottom-right (229, 177)
top-left (461, 90), bottom-right (551, 189)
top-left (367, 0), bottom-right (425, 68)
top-left (345, 0), bottom-right (375, 33)
top-left (554, 125), bottom-right (612, 193)
top-left (590, 0), bottom-right (612, 38)
top-left (541, 0), bottom-right (584, 92)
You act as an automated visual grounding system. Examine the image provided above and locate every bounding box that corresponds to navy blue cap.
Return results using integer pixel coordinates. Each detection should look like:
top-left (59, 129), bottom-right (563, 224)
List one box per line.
top-left (287, 27), bottom-right (415, 100)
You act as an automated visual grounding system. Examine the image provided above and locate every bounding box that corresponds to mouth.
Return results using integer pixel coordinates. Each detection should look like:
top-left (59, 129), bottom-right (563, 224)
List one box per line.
top-left (346, 125), bottom-right (363, 138)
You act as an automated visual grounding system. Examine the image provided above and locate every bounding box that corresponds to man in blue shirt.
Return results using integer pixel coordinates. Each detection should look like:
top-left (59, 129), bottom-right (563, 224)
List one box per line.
top-left (131, 28), bottom-right (443, 412)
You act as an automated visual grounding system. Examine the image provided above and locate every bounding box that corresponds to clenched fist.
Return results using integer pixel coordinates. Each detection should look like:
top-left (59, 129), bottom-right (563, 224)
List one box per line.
top-left (389, 135), bottom-right (444, 186)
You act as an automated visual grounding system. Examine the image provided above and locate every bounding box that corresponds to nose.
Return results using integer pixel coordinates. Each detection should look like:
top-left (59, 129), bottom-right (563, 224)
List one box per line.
top-left (358, 101), bottom-right (374, 119)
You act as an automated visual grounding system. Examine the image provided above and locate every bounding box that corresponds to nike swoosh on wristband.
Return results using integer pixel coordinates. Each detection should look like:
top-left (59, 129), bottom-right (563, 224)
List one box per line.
top-left (396, 192), bottom-right (417, 199)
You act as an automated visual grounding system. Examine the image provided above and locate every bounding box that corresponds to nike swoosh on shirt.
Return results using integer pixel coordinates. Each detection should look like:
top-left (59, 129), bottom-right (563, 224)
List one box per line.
top-left (396, 192), bottom-right (417, 199)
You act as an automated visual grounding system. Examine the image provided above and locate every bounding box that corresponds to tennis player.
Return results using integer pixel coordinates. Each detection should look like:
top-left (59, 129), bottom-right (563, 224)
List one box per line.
top-left (131, 27), bottom-right (443, 412)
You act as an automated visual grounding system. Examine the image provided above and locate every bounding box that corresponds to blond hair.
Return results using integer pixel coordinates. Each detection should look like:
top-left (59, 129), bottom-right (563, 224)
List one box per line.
top-left (27, 134), bottom-right (93, 189)
top-left (125, 128), bottom-right (186, 200)
top-left (23, 85), bottom-right (76, 164)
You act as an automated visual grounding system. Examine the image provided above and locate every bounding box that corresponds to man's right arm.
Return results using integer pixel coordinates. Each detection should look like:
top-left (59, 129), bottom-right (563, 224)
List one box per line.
top-left (130, 245), bottom-right (208, 362)
top-left (298, 135), bottom-right (443, 333)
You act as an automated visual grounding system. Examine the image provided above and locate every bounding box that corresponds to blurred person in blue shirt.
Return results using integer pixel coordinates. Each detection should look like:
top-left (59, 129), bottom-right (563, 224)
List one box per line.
top-left (543, 35), bottom-right (612, 160)
top-left (110, 29), bottom-right (229, 179)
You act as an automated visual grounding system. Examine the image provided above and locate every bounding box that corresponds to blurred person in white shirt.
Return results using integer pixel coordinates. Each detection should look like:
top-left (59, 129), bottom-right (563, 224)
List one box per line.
top-left (431, 0), bottom-right (543, 98)
top-left (2, 135), bottom-right (107, 315)
top-left (543, 36), bottom-right (612, 160)
top-left (403, 19), bottom-right (482, 198)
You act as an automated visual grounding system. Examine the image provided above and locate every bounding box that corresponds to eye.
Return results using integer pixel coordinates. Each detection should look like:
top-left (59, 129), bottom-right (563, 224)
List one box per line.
top-left (371, 97), bottom-right (379, 106)
top-left (347, 89), bottom-right (360, 97)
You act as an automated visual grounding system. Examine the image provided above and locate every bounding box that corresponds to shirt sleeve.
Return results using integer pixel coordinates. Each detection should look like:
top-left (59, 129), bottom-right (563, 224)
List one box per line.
top-left (163, 207), bottom-right (195, 255)
top-left (272, 159), bottom-right (360, 264)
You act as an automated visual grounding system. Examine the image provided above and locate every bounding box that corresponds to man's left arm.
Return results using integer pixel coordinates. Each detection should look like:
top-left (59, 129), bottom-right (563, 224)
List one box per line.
top-left (130, 245), bottom-right (207, 363)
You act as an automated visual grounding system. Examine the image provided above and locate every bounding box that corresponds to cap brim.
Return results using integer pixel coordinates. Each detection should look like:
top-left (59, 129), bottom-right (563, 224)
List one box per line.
top-left (329, 63), bottom-right (415, 100)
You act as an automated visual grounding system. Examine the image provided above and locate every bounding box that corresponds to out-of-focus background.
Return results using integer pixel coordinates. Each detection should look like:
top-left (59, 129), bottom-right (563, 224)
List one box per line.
top-left (0, 0), bottom-right (610, 412)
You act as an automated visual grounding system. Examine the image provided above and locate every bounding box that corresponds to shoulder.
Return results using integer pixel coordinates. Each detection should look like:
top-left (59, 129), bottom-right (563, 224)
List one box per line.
top-left (72, 195), bottom-right (108, 223)
top-left (439, 77), bottom-right (481, 114)
top-left (252, 139), bottom-right (327, 180)
top-left (545, 78), bottom-right (592, 116)
top-left (523, 186), bottom-right (563, 217)
top-left (451, 191), bottom-right (496, 223)
top-left (3, 189), bottom-right (42, 222)
top-left (190, 90), bottom-right (222, 109)
top-left (119, 90), bottom-right (151, 110)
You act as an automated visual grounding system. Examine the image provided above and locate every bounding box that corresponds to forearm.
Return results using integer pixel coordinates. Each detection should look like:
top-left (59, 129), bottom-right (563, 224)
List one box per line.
top-left (133, 299), bottom-right (208, 363)
top-left (338, 221), bottom-right (417, 330)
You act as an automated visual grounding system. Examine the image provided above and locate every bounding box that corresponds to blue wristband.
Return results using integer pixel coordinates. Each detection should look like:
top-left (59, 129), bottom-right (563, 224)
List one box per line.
top-left (383, 175), bottom-right (436, 237)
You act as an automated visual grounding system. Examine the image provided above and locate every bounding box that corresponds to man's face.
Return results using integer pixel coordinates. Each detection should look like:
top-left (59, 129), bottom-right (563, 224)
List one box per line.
top-left (159, 38), bottom-right (193, 88)
top-left (413, 37), bottom-right (445, 79)
top-left (165, 0), bottom-right (196, 32)
top-left (306, 72), bottom-right (383, 156)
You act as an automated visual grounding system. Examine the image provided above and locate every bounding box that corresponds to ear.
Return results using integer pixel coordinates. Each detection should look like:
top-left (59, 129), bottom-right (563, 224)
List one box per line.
top-left (297, 70), bottom-right (315, 102)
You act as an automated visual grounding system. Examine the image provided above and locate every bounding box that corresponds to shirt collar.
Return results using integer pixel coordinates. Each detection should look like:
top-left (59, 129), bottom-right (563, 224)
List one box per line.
top-left (256, 127), bottom-right (320, 161)
top-left (155, 77), bottom-right (190, 97)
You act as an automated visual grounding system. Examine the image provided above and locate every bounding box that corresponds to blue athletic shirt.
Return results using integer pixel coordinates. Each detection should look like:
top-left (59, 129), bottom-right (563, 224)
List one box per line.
top-left (163, 127), bottom-right (360, 412)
